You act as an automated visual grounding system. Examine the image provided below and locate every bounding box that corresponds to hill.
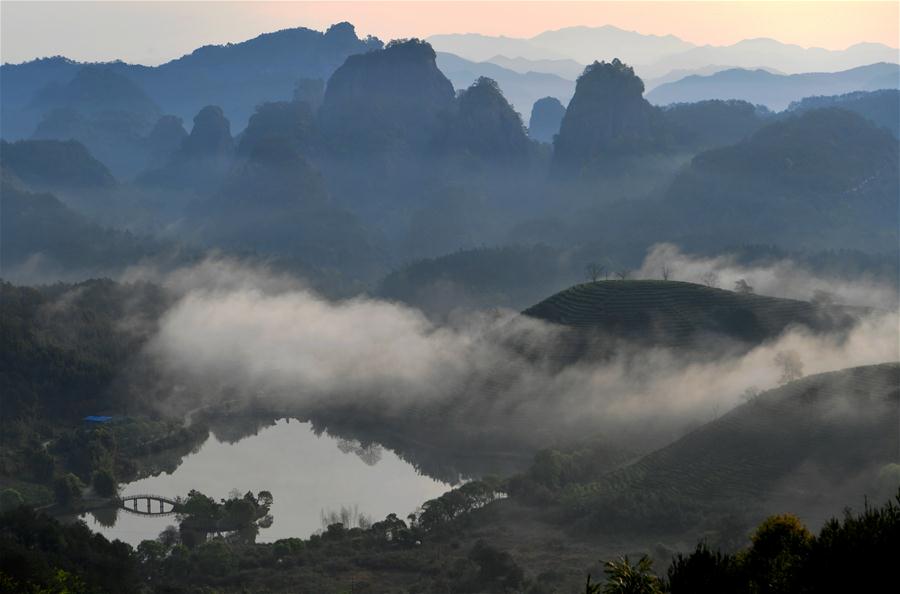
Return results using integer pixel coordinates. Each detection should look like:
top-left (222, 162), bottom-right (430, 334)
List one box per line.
top-left (788, 89), bottom-right (900, 137)
top-left (564, 363), bottom-right (900, 534)
top-left (0, 139), bottom-right (116, 189)
top-left (646, 62), bottom-right (900, 110)
top-left (663, 108), bottom-right (900, 252)
top-left (521, 280), bottom-right (856, 358)
top-left (0, 173), bottom-right (165, 282)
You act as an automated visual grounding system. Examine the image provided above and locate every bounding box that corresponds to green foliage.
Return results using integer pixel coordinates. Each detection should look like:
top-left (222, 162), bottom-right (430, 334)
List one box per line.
top-left (91, 468), bottom-right (116, 498)
top-left (0, 489), bottom-right (24, 512)
top-left (601, 555), bottom-right (662, 594)
top-left (52, 473), bottom-right (83, 506)
top-left (0, 506), bottom-right (137, 592)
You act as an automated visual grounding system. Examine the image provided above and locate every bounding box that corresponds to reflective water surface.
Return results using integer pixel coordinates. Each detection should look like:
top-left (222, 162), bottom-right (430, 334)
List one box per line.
top-left (82, 419), bottom-right (450, 545)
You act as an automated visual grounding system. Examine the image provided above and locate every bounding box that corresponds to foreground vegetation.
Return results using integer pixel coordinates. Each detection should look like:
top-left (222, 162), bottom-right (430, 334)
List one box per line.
top-left (1, 487), bottom-right (898, 593)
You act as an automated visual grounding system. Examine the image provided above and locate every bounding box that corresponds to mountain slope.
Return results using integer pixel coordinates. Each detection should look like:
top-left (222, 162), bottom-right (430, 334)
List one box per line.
top-left (569, 363), bottom-right (900, 532)
top-left (788, 89), bottom-right (900, 137)
top-left (664, 108), bottom-right (900, 251)
top-left (647, 62), bottom-right (900, 110)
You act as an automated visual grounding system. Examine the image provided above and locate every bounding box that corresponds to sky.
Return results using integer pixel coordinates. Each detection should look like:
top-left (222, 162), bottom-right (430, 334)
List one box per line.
top-left (2, 1), bottom-right (898, 66)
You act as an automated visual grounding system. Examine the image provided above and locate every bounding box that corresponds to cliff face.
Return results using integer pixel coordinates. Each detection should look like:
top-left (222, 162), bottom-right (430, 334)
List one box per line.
top-left (181, 105), bottom-right (234, 160)
top-left (552, 59), bottom-right (669, 174)
top-left (319, 39), bottom-right (456, 154)
top-left (528, 96), bottom-right (566, 144)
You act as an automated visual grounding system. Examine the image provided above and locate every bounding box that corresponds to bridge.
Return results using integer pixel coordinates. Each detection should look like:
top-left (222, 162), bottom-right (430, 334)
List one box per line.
top-left (118, 494), bottom-right (180, 516)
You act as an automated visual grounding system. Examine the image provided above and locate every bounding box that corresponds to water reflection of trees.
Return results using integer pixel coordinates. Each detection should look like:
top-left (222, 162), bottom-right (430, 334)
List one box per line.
top-left (88, 506), bottom-right (119, 528)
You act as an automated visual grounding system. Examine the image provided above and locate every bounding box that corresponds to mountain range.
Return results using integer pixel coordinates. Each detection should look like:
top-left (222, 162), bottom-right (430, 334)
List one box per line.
top-left (647, 62), bottom-right (900, 109)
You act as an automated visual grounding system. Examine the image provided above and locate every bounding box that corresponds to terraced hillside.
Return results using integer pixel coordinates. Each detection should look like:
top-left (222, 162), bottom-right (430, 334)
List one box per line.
top-left (522, 280), bottom-right (856, 359)
top-left (567, 363), bottom-right (900, 533)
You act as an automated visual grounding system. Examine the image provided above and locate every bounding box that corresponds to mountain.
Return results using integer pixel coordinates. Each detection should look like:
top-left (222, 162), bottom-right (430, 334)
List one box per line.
top-left (434, 77), bottom-right (532, 165)
top-left (320, 39), bottom-right (455, 154)
top-left (664, 108), bottom-right (900, 251)
top-left (429, 26), bottom-right (694, 67)
top-left (551, 59), bottom-right (669, 175)
top-left (647, 62), bottom-right (900, 110)
top-left (0, 139), bottom-right (116, 189)
top-left (642, 38), bottom-right (900, 79)
top-left (568, 363), bottom-right (900, 533)
top-left (0, 23), bottom-right (382, 138)
top-left (427, 33), bottom-right (564, 62)
top-left (0, 172), bottom-right (163, 282)
top-left (663, 99), bottom-right (770, 151)
top-left (528, 96), bottom-right (566, 143)
top-left (485, 55), bottom-right (585, 80)
top-left (529, 25), bottom-right (694, 66)
top-left (28, 66), bottom-right (162, 178)
top-left (522, 280), bottom-right (856, 360)
top-left (182, 135), bottom-right (383, 275)
top-left (788, 89), bottom-right (900, 137)
top-left (642, 64), bottom-right (781, 90)
top-left (436, 52), bottom-right (574, 118)
top-left (138, 105), bottom-right (234, 191)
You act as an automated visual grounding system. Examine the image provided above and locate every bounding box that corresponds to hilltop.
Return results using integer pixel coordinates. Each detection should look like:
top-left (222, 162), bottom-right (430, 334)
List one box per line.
top-left (521, 280), bottom-right (856, 358)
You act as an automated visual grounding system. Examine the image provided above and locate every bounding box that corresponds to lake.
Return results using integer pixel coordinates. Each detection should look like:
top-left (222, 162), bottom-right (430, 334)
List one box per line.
top-left (82, 418), bottom-right (450, 546)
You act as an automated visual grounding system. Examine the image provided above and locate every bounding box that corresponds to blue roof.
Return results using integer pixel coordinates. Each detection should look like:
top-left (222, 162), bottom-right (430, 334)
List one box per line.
top-left (83, 415), bottom-right (113, 423)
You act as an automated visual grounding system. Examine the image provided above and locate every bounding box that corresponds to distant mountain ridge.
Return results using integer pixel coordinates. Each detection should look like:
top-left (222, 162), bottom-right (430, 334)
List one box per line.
top-left (429, 27), bottom-right (898, 81)
top-left (647, 62), bottom-right (900, 109)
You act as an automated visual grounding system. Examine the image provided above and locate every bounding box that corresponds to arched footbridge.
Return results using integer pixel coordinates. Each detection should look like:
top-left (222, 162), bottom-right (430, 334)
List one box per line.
top-left (118, 494), bottom-right (181, 516)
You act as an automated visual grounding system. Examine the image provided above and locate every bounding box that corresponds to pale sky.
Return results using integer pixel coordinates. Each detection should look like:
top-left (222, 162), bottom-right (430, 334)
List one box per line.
top-left (2, 1), bottom-right (898, 66)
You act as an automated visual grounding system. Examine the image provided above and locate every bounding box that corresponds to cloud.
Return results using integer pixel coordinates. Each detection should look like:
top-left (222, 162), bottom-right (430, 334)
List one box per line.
top-left (135, 257), bottom-right (899, 456)
top-left (635, 243), bottom-right (899, 310)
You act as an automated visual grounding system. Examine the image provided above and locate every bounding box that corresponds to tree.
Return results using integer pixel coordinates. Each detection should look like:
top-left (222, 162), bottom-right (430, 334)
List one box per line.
top-left (700, 271), bottom-right (719, 288)
top-left (53, 473), bottom-right (84, 506)
top-left (586, 262), bottom-right (606, 282)
top-left (774, 351), bottom-right (803, 385)
top-left (661, 265), bottom-right (672, 281)
top-left (734, 279), bottom-right (754, 294)
top-left (92, 468), bottom-right (117, 498)
top-left (0, 488), bottom-right (24, 512)
top-left (615, 270), bottom-right (630, 280)
top-left (744, 514), bottom-right (812, 594)
top-left (602, 555), bottom-right (663, 594)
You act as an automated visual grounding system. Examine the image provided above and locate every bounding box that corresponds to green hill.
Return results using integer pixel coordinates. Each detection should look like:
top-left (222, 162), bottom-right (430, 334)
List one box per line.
top-left (521, 280), bottom-right (856, 358)
top-left (564, 363), bottom-right (900, 534)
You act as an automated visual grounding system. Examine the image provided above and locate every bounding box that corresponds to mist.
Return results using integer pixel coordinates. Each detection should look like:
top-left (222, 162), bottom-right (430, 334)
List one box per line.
top-left (137, 257), bottom-right (899, 454)
top-left (636, 243), bottom-right (900, 309)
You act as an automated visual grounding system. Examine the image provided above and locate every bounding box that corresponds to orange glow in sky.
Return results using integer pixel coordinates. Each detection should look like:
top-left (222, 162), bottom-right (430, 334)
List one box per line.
top-left (260, 1), bottom-right (899, 50)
